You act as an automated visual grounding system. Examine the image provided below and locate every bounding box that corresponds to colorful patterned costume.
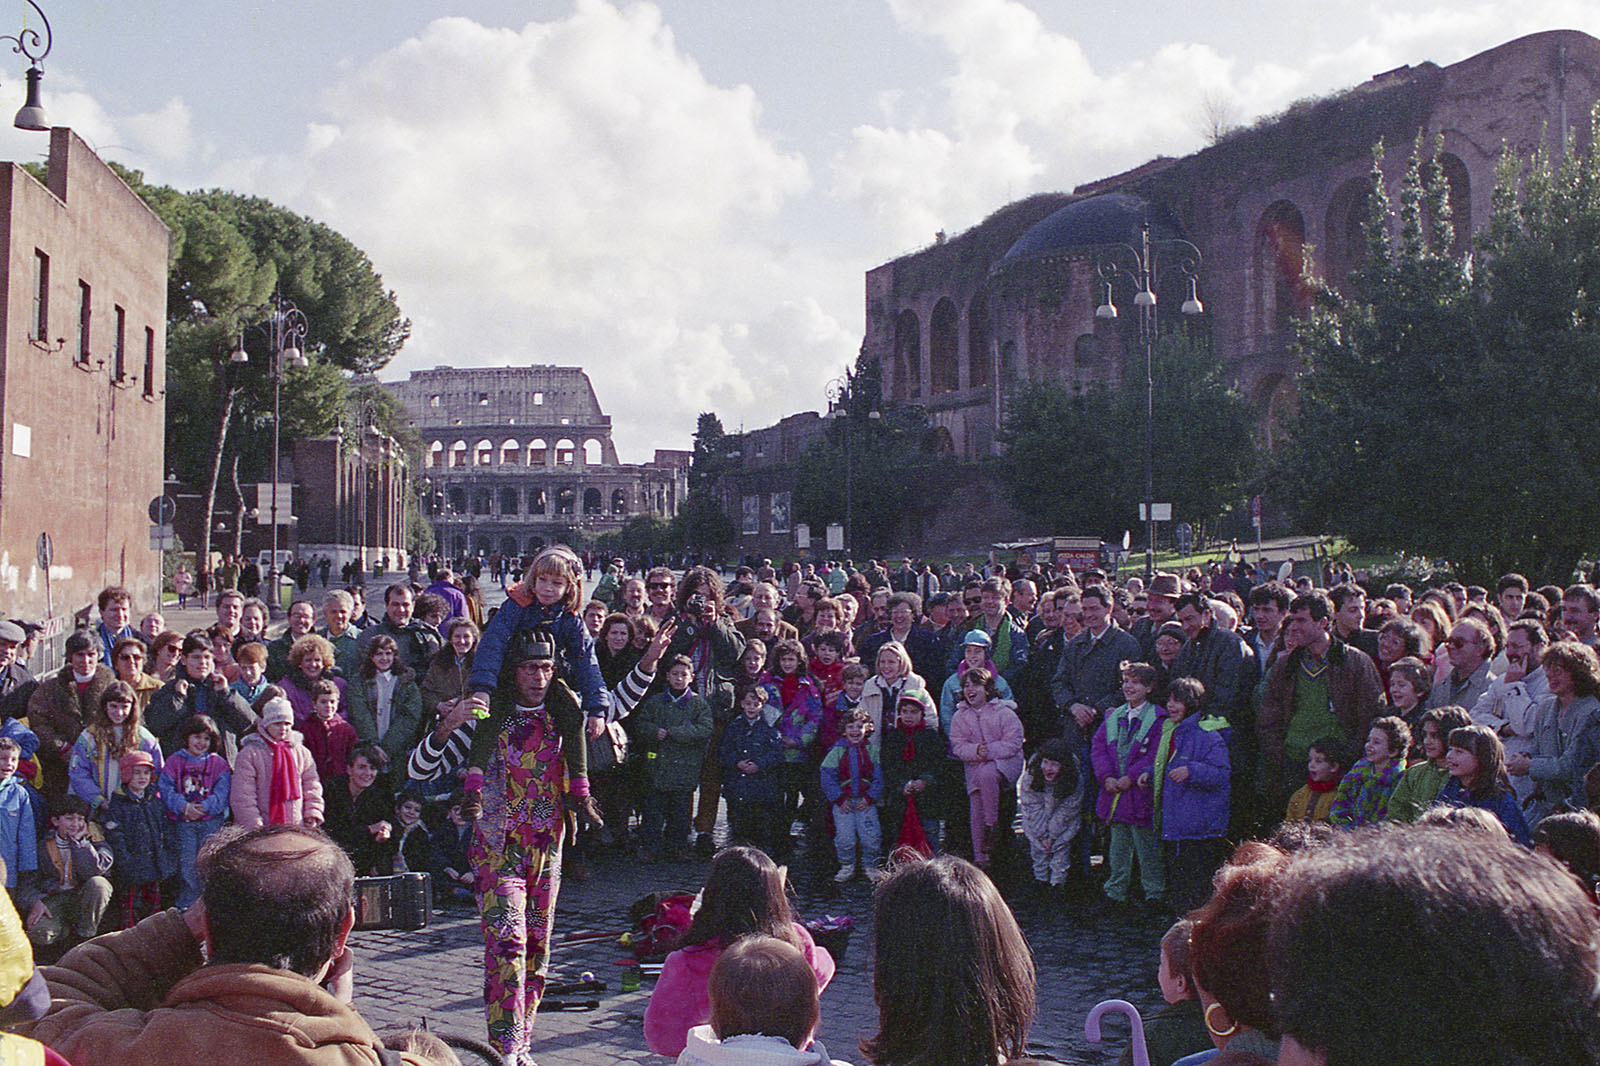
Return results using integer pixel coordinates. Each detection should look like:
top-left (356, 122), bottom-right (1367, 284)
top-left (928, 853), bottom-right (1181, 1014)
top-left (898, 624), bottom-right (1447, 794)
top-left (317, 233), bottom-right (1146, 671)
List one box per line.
top-left (469, 701), bottom-right (567, 1065)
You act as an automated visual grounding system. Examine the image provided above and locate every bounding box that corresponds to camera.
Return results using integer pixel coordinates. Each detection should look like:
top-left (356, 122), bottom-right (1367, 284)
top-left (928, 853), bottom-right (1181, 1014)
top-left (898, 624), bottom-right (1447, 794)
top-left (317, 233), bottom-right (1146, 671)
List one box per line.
top-left (685, 594), bottom-right (707, 618)
top-left (352, 872), bottom-right (433, 931)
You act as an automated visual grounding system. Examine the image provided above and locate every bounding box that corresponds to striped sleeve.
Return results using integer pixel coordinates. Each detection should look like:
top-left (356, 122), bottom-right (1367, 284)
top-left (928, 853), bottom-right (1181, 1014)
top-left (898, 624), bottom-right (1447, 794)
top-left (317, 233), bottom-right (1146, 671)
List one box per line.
top-left (407, 719), bottom-right (476, 782)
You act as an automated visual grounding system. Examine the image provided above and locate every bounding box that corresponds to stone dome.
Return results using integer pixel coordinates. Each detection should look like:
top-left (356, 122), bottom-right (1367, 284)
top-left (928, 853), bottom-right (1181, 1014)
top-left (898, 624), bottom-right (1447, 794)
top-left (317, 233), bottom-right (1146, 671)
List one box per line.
top-left (999, 192), bottom-right (1184, 264)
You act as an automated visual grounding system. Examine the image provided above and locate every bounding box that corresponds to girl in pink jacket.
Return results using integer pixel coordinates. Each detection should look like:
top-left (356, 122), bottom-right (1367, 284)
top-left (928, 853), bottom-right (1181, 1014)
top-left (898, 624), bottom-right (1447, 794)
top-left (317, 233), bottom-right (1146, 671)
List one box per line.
top-left (644, 846), bottom-right (835, 1057)
top-left (230, 695), bottom-right (324, 829)
top-left (949, 667), bottom-right (1024, 866)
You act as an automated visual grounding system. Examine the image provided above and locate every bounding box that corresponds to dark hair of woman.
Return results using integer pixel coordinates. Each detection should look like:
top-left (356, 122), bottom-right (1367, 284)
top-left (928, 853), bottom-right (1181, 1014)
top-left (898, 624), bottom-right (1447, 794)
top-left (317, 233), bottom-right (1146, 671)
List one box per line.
top-left (863, 854), bottom-right (1035, 1066)
top-left (675, 846), bottom-right (800, 951)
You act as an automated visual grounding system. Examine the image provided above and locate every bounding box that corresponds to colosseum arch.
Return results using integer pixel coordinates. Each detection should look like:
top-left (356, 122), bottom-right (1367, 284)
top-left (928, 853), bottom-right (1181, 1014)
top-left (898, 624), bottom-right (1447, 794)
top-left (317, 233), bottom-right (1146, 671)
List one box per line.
top-left (583, 439), bottom-right (603, 466)
top-left (1255, 200), bottom-right (1310, 335)
top-left (1435, 151), bottom-right (1471, 255)
top-left (427, 441), bottom-right (443, 468)
top-left (929, 297), bottom-right (960, 394)
top-left (529, 488), bottom-right (547, 515)
top-left (894, 309), bottom-right (921, 401)
top-left (499, 487), bottom-right (519, 515)
top-left (448, 487), bottom-right (466, 514)
top-left (451, 534), bottom-right (467, 557)
top-left (583, 487), bottom-right (603, 514)
top-left (525, 536), bottom-right (545, 555)
top-left (450, 440), bottom-right (467, 468)
top-left (499, 439), bottom-right (519, 466)
top-left (967, 292), bottom-right (991, 388)
top-left (1323, 178), bottom-right (1370, 290)
top-left (473, 488), bottom-right (492, 515)
top-left (555, 439), bottom-right (576, 467)
top-left (612, 489), bottom-right (629, 514)
top-left (556, 487), bottom-right (576, 514)
top-left (527, 439), bottom-right (547, 466)
top-left (499, 536), bottom-right (518, 557)
top-left (474, 439), bottom-right (494, 466)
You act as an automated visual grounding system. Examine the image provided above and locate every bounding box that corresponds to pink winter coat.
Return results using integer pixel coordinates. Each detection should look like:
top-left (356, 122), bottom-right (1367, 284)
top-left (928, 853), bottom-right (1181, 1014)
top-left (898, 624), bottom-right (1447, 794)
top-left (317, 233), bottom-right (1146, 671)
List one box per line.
top-left (229, 730), bottom-right (325, 829)
top-left (643, 921), bottom-right (836, 1057)
top-left (949, 698), bottom-right (1026, 788)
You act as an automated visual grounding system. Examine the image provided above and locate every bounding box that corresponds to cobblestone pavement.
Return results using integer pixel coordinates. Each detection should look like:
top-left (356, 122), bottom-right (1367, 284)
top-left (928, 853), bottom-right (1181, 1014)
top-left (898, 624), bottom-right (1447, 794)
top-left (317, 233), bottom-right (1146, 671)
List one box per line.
top-left (347, 823), bottom-right (1164, 1066)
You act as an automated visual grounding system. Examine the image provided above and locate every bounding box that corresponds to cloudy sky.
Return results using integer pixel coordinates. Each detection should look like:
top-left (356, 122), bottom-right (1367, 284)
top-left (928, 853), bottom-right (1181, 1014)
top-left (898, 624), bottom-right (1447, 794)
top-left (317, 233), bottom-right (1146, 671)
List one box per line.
top-left (15, 0), bottom-right (1600, 458)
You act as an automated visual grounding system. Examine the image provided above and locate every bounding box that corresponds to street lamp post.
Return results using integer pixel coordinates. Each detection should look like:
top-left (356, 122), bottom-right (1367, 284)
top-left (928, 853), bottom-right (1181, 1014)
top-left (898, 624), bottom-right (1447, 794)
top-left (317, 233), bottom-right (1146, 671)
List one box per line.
top-left (826, 377), bottom-right (880, 560)
top-left (1094, 222), bottom-right (1204, 580)
top-left (231, 293), bottom-right (308, 615)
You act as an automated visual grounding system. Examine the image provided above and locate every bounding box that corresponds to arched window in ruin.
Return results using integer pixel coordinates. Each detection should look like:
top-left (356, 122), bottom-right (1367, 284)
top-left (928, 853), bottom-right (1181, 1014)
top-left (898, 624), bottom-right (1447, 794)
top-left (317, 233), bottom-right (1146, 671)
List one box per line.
top-left (451, 535), bottom-right (467, 557)
top-left (499, 488), bottom-right (519, 515)
top-left (583, 487), bottom-right (602, 515)
top-left (583, 439), bottom-right (603, 466)
top-left (450, 441), bottom-right (468, 468)
top-left (1436, 152), bottom-right (1471, 255)
top-left (473, 536), bottom-right (490, 555)
top-left (527, 439), bottom-right (547, 466)
top-left (1323, 177), bottom-right (1370, 291)
top-left (894, 309), bottom-right (921, 401)
top-left (555, 439), bottom-right (576, 467)
top-left (499, 536), bottom-right (518, 557)
top-left (529, 488), bottom-right (547, 515)
top-left (499, 440), bottom-right (519, 466)
top-left (526, 536), bottom-right (545, 555)
top-left (427, 441), bottom-right (443, 468)
top-left (967, 292), bottom-right (991, 388)
top-left (473, 488), bottom-right (492, 515)
top-left (611, 489), bottom-right (628, 514)
top-left (448, 487), bottom-right (466, 514)
top-left (473, 440), bottom-right (493, 466)
top-left (1251, 373), bottom-right (1298, 451)
top-left (929, 297), bottom-right (960, 393)
top-left (1255, 200), bottom-right (1310, 335)
top-left (557, 487), bottom-right (576, 514)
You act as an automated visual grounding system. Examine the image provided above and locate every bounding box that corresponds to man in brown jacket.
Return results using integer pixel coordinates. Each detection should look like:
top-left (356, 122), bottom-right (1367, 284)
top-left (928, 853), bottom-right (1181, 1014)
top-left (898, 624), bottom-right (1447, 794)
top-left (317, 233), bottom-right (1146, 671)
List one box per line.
top-left (1257, 591), bottom-right (1384, 814)
top-left (30, 824), bottom-right (426, 1066)
top-left (26, 631), bottom-right (115, 800)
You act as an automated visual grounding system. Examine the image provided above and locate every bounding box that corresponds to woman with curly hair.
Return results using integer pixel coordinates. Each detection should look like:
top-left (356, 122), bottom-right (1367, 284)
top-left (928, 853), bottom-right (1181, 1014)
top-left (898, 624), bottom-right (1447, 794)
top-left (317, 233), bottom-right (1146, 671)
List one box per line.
top-left (1521, 640), bottom-right (1600, 820)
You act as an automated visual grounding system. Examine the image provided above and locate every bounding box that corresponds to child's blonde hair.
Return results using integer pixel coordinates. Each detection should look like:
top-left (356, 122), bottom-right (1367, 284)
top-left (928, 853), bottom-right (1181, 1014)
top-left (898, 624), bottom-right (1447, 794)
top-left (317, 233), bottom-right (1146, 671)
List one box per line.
top-left (526, 545), bottom-right (584, 614)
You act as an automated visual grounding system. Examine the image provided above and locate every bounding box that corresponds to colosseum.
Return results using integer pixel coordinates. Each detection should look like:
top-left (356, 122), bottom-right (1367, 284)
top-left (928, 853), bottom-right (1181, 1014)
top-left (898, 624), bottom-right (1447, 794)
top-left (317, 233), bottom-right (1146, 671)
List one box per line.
top-left (389, 365), bottom-right (689, 559)
top-left (861, 29), bottom-right (1600, 461)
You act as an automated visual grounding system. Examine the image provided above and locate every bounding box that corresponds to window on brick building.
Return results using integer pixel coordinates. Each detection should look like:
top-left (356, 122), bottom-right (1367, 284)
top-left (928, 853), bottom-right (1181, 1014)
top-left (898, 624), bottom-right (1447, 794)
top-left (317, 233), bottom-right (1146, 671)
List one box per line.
top-left (31, 250), bottom-right (48, 341)
top-left (143, 327), bottom-right (155, 397)
top-left (77, 281), bottom-right (90, 364)
top-left (113, 306), bottom-right (126, 381)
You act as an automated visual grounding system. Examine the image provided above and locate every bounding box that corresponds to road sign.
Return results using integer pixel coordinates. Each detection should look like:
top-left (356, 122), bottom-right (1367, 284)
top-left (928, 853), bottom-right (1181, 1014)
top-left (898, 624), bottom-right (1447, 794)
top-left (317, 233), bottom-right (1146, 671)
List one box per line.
top-left (795, 523), bottom-right (810, 549)
top-left (1251, 494), bottom-right (1263, 528)
top-left (825, 524), bottom-right (844, 552)
top-left (150, 525), bottom-right (173, 551)
top-left (34, 532), bottom-right (50, 570)
top-left (1176, 522), bottom-right (1193, 554)
top-left (1139, 502), bottom-right (1173, 522)
top-left (148, 495), bottom-right (176, 525)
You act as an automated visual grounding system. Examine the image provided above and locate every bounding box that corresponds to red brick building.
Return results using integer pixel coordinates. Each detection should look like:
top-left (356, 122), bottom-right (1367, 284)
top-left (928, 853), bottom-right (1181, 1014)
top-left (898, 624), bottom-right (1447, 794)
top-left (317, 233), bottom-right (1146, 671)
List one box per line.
top-left (0, 129), bottom-right (169, 635)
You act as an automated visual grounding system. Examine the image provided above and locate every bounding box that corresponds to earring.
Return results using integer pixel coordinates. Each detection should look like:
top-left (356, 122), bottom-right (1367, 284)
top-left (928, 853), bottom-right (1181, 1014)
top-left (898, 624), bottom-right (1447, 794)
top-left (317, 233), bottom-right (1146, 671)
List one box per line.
top-left (1204, 1002), bottom-right (1237, 1040)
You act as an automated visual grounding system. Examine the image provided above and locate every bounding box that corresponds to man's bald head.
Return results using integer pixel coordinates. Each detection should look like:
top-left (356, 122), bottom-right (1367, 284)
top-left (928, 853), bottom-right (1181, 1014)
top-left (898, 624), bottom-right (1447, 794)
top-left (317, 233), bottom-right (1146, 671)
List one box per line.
top-left (196, 824), bottom-right (354, 977)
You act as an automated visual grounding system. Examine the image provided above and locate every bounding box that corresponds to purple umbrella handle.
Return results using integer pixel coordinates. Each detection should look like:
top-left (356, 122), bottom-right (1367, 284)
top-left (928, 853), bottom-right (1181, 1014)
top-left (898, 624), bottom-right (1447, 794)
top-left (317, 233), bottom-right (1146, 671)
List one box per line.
top-left (1085, 998), bottom-right (1150, 1066)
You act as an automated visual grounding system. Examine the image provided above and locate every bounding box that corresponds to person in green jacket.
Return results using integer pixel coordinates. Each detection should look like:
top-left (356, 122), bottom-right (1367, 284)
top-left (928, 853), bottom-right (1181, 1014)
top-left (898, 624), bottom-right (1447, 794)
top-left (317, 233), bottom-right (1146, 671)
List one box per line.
top-left (634, 655), bottom-right (713, 861)
top-left (345, 635), bottom-right (426, 769)
top-left (1387, 705), bottom-right (1471, 823)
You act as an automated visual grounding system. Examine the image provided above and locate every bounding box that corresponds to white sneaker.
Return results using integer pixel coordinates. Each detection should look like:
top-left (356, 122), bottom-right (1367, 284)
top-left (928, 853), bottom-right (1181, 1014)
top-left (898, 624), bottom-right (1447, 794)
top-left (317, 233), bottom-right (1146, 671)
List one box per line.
top-left (833, 864), bottom-right (857, 883)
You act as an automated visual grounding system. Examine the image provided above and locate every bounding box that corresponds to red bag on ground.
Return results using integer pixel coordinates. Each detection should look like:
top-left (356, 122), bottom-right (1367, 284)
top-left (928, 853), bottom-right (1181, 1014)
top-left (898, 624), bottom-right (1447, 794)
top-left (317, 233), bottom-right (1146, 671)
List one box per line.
top-left (897, 794), bottom-right (933, 857)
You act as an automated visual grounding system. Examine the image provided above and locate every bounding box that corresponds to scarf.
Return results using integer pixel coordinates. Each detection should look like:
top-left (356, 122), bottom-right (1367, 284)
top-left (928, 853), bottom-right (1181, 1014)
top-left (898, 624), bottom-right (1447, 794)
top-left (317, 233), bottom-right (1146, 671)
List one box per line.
top-left (266, 734), bottom-right (302, 825)
top-left (1306, 774), bottom-right (1338, 793)
top-left (900, 717), bottom-right (925, 761)
top-left (780, 673), bottom-right (800, 708)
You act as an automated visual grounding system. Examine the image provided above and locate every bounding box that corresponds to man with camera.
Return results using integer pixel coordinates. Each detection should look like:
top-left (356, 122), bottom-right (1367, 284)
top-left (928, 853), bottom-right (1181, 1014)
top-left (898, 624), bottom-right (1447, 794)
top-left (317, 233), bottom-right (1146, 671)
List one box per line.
top-left (29, 823), bottom-right (429, 1065)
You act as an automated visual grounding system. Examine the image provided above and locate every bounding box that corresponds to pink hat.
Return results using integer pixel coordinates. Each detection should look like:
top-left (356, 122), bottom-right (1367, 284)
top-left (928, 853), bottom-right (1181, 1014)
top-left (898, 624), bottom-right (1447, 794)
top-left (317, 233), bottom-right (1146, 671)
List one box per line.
top-left (118, 750), bottom-right (155, 778)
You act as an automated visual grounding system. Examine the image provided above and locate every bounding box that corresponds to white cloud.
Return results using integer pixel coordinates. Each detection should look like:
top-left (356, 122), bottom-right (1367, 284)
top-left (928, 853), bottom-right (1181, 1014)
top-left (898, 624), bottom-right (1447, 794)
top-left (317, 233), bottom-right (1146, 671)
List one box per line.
top-left (232, 1), bottom-right (834, 459)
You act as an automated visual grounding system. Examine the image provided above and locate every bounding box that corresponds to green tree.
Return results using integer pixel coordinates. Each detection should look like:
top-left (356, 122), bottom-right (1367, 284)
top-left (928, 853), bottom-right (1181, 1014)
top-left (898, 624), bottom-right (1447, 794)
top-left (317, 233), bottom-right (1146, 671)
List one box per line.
top-left (110, 165), bottom-right (410, 569)
top-left (1278, 125), bottom-right (1600, 581)
top-left (792, 360), bottom-right (949, 555)
top-left (677, 413), bottom-right (738, 553)
top-left (995, 331), bottom-right (1260, 541)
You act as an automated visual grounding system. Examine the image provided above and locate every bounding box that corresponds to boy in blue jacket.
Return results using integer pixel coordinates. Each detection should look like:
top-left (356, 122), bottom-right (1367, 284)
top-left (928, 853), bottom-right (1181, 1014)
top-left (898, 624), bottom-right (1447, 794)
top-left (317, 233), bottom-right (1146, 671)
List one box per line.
top-left (820, 709), bottom-right (883, 883)
top-left (720, 686), bottom-right (784, 852)
top-left (1156, 678), bottom-right (1231, 914)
